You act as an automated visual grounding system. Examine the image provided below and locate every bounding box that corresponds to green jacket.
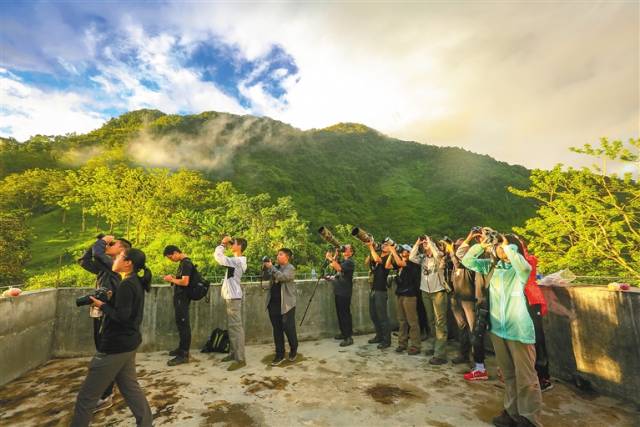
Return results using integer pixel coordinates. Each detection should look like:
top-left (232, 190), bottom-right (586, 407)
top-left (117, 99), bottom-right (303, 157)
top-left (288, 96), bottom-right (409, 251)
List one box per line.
top-left (462, 244), bottom-right (535, 344)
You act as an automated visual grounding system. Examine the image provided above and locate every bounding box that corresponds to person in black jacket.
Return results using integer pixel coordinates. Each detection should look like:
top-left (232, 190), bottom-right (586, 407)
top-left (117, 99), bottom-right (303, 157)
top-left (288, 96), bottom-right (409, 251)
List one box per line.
top-left (77, 234), bottom-right (131, 412)
top-left (388, 244), bottom-right (421, 355)
top-left (325, 244), bottom-right (356, 347)
top-left (71, 248), bottom-right (153, 427)
top-left (162, 245), bottom-right (194, 366)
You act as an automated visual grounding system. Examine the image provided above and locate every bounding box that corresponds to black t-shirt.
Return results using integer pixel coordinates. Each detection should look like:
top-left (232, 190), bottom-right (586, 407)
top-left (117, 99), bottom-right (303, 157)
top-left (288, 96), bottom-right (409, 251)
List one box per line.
top-left (370, 254), bottom-right (393, 291)
top-left (174, 258), bottom-right (194, 296)
top-left (395, 261), bottom-right (421, 297)
top-left (333, 258), bottom-right (355, 297)
top-left (100, 275), bottom-right (145, 354)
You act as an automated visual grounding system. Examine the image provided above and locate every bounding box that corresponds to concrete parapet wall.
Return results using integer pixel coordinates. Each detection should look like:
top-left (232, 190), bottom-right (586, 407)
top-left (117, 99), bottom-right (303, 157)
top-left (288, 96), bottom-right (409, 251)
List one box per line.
top-left (3, 281), bottom-right (639, 407)
top-left (0, 289), bottom-right (57, 385)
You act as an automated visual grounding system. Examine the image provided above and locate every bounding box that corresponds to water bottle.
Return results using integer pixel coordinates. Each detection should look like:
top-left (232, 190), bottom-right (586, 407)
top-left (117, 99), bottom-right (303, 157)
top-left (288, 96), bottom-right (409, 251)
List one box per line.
top-left (311, 268), bottom-right (317, 280)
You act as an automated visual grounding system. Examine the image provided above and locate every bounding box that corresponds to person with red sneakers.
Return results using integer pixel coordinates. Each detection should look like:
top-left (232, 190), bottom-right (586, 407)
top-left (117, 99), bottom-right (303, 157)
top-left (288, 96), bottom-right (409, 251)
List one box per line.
top-left (511, 234), bottom-right (553, 392)
top-left (462, 232), bottom-right (542, 427)
top-left (455, 229), bottom-right (490, 381)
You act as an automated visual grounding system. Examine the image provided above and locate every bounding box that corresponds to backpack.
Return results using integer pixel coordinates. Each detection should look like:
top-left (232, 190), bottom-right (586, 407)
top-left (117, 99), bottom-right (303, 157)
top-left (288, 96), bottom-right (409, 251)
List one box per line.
top-left (201, 328), bottom-right (230, 353)
top-left (187, 263), bottom-right (210, 301)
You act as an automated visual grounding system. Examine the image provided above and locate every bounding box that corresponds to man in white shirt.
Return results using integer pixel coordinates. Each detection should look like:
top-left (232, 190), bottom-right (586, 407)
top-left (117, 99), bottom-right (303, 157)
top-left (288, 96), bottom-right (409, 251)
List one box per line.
top-left (213, 236), bottom-right (248, 371)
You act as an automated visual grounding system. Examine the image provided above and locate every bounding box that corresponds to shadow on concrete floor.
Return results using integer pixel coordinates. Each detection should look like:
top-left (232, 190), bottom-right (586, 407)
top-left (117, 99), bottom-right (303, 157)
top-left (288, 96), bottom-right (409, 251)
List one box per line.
top-left (1, 337), bottom-right (638, 427)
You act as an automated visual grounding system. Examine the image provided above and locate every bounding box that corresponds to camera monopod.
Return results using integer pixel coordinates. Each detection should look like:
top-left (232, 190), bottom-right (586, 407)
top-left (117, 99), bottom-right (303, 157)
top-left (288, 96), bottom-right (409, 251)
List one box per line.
top-left (299, 257), bottom-right (331, 326)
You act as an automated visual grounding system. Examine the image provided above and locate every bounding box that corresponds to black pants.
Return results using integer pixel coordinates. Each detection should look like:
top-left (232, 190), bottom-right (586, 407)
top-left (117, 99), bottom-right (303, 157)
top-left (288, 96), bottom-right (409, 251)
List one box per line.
top-left (268, 305), bottom-right (298, 357)
top-left (528, 303), bottom-right (550, 381)
top-left (92, 317), bottom-right (114, 400)
top-left (173, 292), bottom-right (191, 355)
top-left (335, 294), bottom-right (353, 338)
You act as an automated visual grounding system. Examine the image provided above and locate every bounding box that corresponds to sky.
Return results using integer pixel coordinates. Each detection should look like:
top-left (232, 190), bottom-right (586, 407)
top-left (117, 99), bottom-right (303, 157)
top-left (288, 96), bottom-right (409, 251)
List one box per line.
top-left (0, 1), bottom-right (638, 170)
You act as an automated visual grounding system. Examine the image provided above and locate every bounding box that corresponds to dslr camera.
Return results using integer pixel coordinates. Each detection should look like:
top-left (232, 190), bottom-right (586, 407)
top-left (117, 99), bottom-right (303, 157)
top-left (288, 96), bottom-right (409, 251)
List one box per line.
top-left (76, 287), bottom-right (111, 307)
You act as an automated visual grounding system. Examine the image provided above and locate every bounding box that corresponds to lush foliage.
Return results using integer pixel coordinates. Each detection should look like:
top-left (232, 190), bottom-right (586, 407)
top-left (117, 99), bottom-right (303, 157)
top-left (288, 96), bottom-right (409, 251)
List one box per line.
top-left (509, 138), bottom-right (639, 283)
top-left (0, 109), bottom-right (539, 287)
top-left (0, 210), bottom-right (31, 286)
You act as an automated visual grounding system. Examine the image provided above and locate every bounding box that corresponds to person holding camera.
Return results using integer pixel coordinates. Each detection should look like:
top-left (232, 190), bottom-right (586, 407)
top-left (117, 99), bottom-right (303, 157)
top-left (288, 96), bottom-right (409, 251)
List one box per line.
top-left (365, 239), bottom-right (395, 349)
top-left (462, 233), bottom-right (542, 427)
top-left (263, 248), bottom-right (298, 365)
top-left (387, 244), bottom-right (421, 355)
top-left (409, 235), bottom-right (449, 364)
top-left (71, 248), bottom-right (152, 427)
top-left (512, 235), bottom-right (552, 392)
top-left (162, 245), bottom-right (195, 366)
top-left (325, 244), bottom-right (355, 347)
top-left (213, 236), bottom-right (248, 371)
top-left (453, 229), bottom-right (490, 381)
top-left (77, 234), bottom-right (131, 412)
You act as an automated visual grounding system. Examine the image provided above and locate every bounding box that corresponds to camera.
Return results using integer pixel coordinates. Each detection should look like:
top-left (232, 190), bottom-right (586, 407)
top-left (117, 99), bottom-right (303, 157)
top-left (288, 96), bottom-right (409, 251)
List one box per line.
top-left (471, 300), bottom-right (490, 346)
top-left (318, 226), bottom-right (343, 249)
top-left (261, 256), bottom-right (271, 263)
top-left (76, 287), bottom-right (111, 307)
top-left (351, 227), bottom-right (374, 244)
top-left (480, 227), bottom-right (501, 245)
top-left (471, 226), bottom-right (481, 234)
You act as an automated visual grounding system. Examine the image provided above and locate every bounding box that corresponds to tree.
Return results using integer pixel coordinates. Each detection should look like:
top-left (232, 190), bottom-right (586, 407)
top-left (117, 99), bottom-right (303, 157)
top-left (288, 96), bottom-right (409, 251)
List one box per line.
top-left (0, 210), bottom-right (31, 286)
top-left (509, 138), bottom-right (639, 283)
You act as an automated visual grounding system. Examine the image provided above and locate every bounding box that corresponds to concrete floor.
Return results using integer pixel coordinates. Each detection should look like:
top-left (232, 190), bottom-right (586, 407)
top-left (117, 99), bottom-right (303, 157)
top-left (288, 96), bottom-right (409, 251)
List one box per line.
top-left (0, 337), bottom-right (638, 427)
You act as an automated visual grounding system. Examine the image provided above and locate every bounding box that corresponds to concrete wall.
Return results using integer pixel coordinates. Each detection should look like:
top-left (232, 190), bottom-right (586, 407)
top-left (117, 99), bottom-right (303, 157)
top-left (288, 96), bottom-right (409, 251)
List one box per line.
top-left (541, 285), bottom-right (640, 405)
top-left (3, 282), bottom-right (640, 407)
top-left (0, 289), bottom-right (57, 385)
top-left (52, 278), bottom-right (398, 356)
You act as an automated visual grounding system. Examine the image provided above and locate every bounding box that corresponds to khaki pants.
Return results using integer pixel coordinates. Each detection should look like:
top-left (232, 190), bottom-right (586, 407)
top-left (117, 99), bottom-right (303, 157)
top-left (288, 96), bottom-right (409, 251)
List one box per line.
top-left (397, 296), bottom-right (420, 350)
top-left (423, 290), bottom-right (448, 359)
top-left (490, 333), bottom-right (543, 427)
top-left (225, 299), bottom-right (245, 362)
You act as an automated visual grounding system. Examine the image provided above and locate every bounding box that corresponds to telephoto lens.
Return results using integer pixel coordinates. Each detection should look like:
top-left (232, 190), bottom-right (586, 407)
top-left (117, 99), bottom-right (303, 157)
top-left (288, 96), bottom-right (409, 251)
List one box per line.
top-left (318, 226), bottom-right (342, 248)
top-left (351, 227), bottom-right (374, 244)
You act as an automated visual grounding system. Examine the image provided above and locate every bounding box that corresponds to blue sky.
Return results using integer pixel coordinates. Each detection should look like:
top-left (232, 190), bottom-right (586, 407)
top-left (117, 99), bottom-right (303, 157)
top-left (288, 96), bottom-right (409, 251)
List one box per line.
top-left (0, 1), bottom-right (637, 169)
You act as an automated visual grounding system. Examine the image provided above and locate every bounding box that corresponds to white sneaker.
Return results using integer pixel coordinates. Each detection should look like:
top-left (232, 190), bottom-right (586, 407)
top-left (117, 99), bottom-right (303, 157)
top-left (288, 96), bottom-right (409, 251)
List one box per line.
top-left (93, 394), bottom-right (114, 413)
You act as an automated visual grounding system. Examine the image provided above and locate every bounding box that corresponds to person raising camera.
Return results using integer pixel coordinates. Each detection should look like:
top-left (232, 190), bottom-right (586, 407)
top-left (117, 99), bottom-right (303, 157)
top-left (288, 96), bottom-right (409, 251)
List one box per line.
top-left (325, 244), bottom-right (356, 348)
top-left (388, 244), bottom-right (421, 355)
top-left (410, 235), bottom-right (449, 365)
top-left (462, 233), bottom-right (542, 427)
top-left (71, 248), bottom-right (152, 427)
top-left (213, 236), bottom-right (248, 372)
top-left (77, 234), bottom-right (131, 412)
top-left (263, 248), bottom-right (298, 366)
top-left (365, 239), bottom-right (395, 349)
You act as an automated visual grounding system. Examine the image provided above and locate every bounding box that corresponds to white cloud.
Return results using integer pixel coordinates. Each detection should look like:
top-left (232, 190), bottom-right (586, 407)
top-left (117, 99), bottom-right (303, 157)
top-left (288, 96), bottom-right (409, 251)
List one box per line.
top-left (0, 70), bottom-right (105, 140)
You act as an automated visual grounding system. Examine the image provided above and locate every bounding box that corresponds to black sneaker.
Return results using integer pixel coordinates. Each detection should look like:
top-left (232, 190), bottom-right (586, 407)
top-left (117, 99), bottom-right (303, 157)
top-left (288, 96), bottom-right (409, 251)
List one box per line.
top-left (425, 348), bottom-right (435, 356)
top-left (492, 410), bottom-right (518, 427)
top-left (288, 351), bottom-right (298, 362)
top-left (515, 416), bottom-right (536, 427)
top-left (168, 348), bottom-right (180, 357)
top-left (167, 355), bottom-right (189, 366)
top-left (395, 346), bottom-right (407, 353)
top-left (451, 355), bottom-right (469, 365)
top-left (368, 336), bottom-right (382, 344)
top-left (377, 342), bottom-right (391, 350)
top-left (428, 357), bottom-right (447, 365)
top-left (339, 337), bottom-right (354, 347)
top-left (334, 334), bottom-right (345, 340)
top-left (271, 356), bottom-right (285, 366)
top-left (540, 379), bottom-right (554, 392)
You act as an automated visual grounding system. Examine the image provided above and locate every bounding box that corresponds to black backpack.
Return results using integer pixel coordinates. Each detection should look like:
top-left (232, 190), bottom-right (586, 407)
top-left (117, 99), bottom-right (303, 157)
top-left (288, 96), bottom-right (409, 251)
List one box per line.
top-left (187, 263), bottom-right (210, 301)
top-left (201, 328), bottom-right (230, 353)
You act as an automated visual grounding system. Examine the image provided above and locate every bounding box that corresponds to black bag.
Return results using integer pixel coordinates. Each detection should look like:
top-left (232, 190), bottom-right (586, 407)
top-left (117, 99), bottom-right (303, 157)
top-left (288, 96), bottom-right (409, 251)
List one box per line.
top-left (187, 263), bottom-right (210, 301)
top-left (201, 328), bottom-right (230, 353)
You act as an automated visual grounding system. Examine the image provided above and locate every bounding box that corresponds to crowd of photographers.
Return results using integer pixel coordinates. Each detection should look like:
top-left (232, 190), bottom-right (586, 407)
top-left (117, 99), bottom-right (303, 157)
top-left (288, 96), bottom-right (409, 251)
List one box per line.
top-left (72, 224), bottom-right (549, 427)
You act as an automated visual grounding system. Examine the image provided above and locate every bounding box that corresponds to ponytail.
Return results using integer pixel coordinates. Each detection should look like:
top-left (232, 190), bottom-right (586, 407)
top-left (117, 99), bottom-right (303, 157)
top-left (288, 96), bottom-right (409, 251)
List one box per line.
top-left (123, 248), bottom-right (152, 292)
top-left (139, 266), bottom-right (152, 292)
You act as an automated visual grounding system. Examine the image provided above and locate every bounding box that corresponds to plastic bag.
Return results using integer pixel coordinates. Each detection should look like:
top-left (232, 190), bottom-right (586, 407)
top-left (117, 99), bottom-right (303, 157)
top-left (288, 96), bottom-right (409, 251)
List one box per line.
top-left (538, 269), bottom-right (576, 287)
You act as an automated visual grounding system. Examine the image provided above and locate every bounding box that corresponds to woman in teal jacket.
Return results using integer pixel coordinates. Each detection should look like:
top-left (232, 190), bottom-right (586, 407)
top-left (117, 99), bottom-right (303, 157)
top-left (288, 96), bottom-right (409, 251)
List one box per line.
top-left (462, 234), bottom-right (543, 427)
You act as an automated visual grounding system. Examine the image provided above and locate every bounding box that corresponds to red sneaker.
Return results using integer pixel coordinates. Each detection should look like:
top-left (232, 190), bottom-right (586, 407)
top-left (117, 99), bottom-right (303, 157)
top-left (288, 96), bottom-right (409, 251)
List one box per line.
top-left (464, 369), bottom-right (489, 381)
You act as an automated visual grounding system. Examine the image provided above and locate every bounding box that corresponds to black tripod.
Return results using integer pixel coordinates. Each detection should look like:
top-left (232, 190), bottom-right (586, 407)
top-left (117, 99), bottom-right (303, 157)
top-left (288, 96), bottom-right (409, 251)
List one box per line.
top-left (299, 258), bottom-right (331, 326)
